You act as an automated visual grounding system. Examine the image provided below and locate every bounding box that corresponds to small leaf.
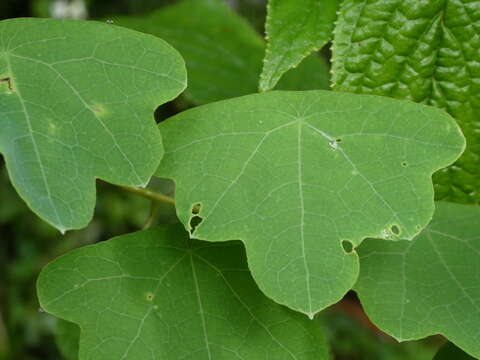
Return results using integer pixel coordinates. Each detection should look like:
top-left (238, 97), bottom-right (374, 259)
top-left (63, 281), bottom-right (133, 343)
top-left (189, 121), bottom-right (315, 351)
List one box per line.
top-left (37, 225), bottom-right (330, 360)
top-left (0, 18), bottom-right (186, 231)
top-left (114, 0), bottom-right (330, 105)
top-left (356, 202), bottom-right (480, 358)
top-left (260, 0), bottom-right (340, 92)
top-left (332, 0), bottom-right (480, 204)
top-left (156, 90), bottom-right (465, 316)
top-left (433, 342), bottom-right (477, 360)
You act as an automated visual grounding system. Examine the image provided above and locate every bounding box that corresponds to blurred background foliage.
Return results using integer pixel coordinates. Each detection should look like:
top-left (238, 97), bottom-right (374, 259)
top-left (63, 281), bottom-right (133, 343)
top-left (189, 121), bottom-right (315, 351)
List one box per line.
top-left (1, 0), bottom-right (445, 359)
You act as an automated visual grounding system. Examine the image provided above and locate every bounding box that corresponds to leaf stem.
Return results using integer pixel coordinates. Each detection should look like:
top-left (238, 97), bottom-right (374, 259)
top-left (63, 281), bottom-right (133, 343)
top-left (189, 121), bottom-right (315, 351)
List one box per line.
top-left (143, 200), bottom-right (160, 229)
top-left (118, 185), bottom-right (175, 206)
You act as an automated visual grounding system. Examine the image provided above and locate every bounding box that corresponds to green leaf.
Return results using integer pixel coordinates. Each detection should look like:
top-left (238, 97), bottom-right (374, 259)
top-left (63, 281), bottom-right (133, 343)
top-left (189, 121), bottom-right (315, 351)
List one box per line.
top-left (113, 0), bottom-right (330, 105)
top-left (331, 0), bottom-right (480, 204)
top-left (355, 202), bottom-right (480, 358)
top-left (37, 225), bottom-right (330, 360)
top-left (433, 342), bottom-right (477, 360)
top-left (55, 319), bottom-right (80, 360)
top-left (276, 52), bottom-right (331, 93)
top-left (0, 18), bottom-right (186, 232)
top-left (260, 0), bottom-right (340, 92)
top-left (155, 90), bottom-right (465, 316)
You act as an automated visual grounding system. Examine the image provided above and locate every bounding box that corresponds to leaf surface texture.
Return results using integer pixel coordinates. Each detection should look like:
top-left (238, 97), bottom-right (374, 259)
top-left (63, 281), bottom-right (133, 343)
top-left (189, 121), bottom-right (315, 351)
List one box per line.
top-left (156, 90), bottom-right (465, 316)
top-left (332, 0), bottom-right (480, 203)
top-left (0, 18), bottom-right (186, 231)
top-left (260, 0), bottom-right (340, 91)
top-left (356, 202), bottom-right (480, 358)
top-left (37, 226), bottom-right (330, 360)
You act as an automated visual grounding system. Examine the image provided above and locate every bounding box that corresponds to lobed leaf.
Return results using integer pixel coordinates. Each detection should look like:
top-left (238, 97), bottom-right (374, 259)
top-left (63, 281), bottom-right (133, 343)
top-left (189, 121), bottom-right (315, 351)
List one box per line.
top-left (356, 202), bottom-right (480, 358)
top-left (332, 0), bottom-right (480, 204)
top-left (260, 0), bottom-right (340, 92)
top-left (37, 225), bottom-right (330, 360)
top-left (0, 18), bottom-right (186, 231)
top-left (113, 0), bottom-right (330, 105)
top-left (156, 90), bottom-right (465, 317)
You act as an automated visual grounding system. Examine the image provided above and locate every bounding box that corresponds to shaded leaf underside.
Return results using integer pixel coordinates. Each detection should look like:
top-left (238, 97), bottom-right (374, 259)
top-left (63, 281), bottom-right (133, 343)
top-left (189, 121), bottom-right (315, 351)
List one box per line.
top-left (113, 0), bottom-right (330, 105)
top-left (433, 342), bottom-right (477, 360)
top-left (55, 319), bottom-right (80, 360)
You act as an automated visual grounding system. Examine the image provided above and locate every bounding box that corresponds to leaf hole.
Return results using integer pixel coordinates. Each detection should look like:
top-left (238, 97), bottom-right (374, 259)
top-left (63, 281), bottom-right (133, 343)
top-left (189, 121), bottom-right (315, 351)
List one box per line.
top-left (191, 202), bottom-right (201, 215)
top-left (341, 240), bottom-right (354, 254)
top-left (335, 138), bottom-right (342, 143)
top-left (145, 292), bottom-right (154, 302)
top-left (189, 203), bottom-right (203, 235)
top-left (401, 161), bottom-right (408, 167)
top-left (189, 216), bottom-right (203, 235)
top-left (390, 225), bottom-right (400, 235)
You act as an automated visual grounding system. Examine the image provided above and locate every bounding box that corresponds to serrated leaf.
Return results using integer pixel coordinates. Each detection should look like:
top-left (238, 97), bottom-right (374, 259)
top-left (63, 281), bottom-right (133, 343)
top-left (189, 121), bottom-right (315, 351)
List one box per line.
top-left (155, 90), bottom-right (465, 316)
top-left (0, 18), bottom-right (186, 232)
top-left (355, 202), bottom-right (480, 358)
top-left (37, 225), bottom-right (330, 360)
top-left (433, 342), bottom-right (477, 360)
top-left (260, 0), bottom-right (340, 92)
top-left (332, 0), bottom-right (480, 204)
top-left (113, 0), bottom-right (330, 105)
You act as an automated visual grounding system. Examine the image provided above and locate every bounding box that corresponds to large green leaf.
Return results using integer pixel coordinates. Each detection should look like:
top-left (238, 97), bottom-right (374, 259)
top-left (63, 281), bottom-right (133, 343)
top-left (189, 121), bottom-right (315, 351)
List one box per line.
top-left (0, 18), bottom-right (186, 232)
top-left (355, 202), bottom-right (480, 358)
top-left (113, 0), bottom-right (330, 105)
top-left (155, 90), bottom-right (465, 316)
top-left (260, 0), bottom-right (340, 92)
top-left (332, 0), bottom-right (480, 204)
top-left (433, 342), bottom-right (477, 360)
top-left (37, 225), bottom-right (330, 360)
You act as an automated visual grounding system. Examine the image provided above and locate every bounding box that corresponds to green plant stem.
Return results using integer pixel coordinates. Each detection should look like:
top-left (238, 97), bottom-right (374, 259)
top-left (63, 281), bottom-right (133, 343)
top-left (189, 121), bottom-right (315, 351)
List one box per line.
top-left (118, 185), bottom-right (175, 206)
top-left (143, 200), bottom-right (160, 229)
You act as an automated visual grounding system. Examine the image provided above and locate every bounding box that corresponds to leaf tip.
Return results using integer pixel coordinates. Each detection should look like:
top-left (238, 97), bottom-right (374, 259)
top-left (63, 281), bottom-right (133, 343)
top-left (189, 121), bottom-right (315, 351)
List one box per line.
top-left (57, 226), bottom-right (67, 235)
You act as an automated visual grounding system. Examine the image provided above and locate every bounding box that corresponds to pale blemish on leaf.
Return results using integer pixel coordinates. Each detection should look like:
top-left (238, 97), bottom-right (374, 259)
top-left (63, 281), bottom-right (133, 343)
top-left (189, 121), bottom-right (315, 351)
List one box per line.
top-left (0, 76), bottom-right (12, 91)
